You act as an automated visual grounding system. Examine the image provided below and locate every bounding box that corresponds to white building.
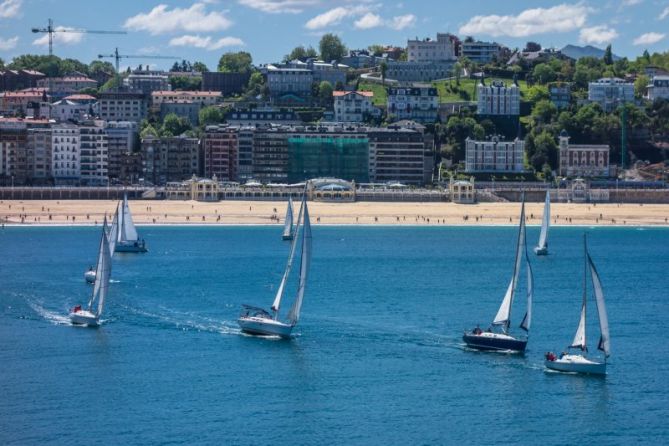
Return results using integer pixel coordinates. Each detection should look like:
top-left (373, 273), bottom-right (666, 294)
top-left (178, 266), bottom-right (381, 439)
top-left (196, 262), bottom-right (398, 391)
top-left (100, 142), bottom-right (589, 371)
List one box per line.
top-left (387, 85), bottom-right (439, 123)
top-left (51, 99), bottom-right (92, 122)
top-left (37, 76), bottom-right (97, 96)
top-left (465, 136), bottom-right (525, 173)
top-left (265, 65), bottom-right (313, 102)
top-left (461, 41), bottom-right (502, 64)
top-left (151, 90), bottom-right (222, 112)
top-left (558, 130), bottom-right (610, 178)
top-left (588, 78), bottom-right (634, 112)
top-left (477, 79), bottom-right (520, 116)
top-left (105, 121), bottom-right (137, 182)
top-left (51, 124), bottom-right (80, 184)
top-left (98, 92), bottom-right (147, 122)
top-left (407, 33), bottom-right (457, 62)
top-left (79, 121), bottom-right (108, 186)
top-left (333, 91), bottom-right (377, 122)
top-left (27, 128), bottom-right (52, 181)
top-left (125, 71), bottom-right (170, 95)
top-left (646, 75), bottom-right (669, 101)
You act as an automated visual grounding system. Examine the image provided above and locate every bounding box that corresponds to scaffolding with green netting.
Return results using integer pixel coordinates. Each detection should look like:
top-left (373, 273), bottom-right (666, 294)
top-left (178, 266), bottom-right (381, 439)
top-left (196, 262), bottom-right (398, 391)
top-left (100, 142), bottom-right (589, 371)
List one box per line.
top-left (287, 137), bottom-right (369, 183)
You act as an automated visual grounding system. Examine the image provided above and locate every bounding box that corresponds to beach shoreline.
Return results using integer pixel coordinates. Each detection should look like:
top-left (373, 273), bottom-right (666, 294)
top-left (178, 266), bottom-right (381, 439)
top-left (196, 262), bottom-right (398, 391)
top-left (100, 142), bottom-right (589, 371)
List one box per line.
top-left (1, 200), bottom-right (668, 227)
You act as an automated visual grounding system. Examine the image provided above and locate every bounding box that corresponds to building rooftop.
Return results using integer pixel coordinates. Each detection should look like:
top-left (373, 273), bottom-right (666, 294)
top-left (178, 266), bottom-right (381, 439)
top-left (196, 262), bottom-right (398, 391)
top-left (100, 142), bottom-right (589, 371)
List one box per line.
top-left (332, 90), bottom-right (374, 97)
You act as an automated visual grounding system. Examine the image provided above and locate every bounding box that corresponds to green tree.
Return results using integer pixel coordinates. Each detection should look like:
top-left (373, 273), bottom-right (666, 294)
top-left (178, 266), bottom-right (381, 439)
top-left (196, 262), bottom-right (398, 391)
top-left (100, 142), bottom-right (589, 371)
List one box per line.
top-left (193, 61), bottom-right (209, 73)
top-left (318, 81), bottom-right (333, 106)
top-left (525, 85), bottom-right (550, 105)
top-left (170, 76), bottom-right (202, 91)
top-left (217, 51), bottom-right (253, 73)
top-left (162, 113), bottom-right (192, 136)
top-left (531, 100), bottom-right (558, 126)
top-left (140, 124), bottom-right (159, 139)
top-left (199, 106), bottom-right (226, 126)
top-left (603, 45), bottom-right (613, 65)
top-left (367, 44), bottom-right (385, 57)
top-left (531, 130), bottom-right (557, 170)
top-left (319, 33), bottom-right (347, 62)
top-left (634, 74), bottom-right (650, 99)
top-left (532, 63), bottom-right (556, 84)
top-left (380, 61), bottom-right (388, 85)
top-left (285, 45), bottom-right (318, 61)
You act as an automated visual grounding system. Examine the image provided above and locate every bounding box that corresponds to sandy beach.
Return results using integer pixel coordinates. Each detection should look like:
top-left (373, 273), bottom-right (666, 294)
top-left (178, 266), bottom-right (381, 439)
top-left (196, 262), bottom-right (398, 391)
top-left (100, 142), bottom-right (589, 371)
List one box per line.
top-left (1, 199), bottom-right (668, 226)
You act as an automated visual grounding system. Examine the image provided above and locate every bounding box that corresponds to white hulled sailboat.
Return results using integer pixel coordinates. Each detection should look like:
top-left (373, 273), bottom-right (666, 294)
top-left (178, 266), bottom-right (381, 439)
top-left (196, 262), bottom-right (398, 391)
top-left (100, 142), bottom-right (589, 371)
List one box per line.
top-left (534, 191), bottom-right (550, 255)
top-left (71, 225), bottom-right (112, 327)
top-left (116, 193), bottom-right (147, 253)
top-left (545, 235), bottom-right (610, 375)
top-left (238, 194), bottom-right (312, 338)
top-left (85, 212), bottom-right (118, 283)
top-left (282, 197), bottom-right (294, 241)
top-left (463, 198), bottom-right (534, 353)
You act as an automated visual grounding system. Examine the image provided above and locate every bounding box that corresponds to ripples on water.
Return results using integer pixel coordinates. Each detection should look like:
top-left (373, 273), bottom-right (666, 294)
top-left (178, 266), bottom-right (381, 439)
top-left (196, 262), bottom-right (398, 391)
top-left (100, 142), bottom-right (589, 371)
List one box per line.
top-left (0, 226), bottom-right (668, 444)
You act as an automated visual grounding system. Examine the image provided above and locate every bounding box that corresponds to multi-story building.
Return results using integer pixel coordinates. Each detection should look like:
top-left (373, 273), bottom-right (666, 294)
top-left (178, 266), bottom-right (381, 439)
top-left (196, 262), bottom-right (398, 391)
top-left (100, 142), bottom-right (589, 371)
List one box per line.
top-left (407, 33), bottom-right (458, 62)
top-left (79, 121), bottom-right (108, 186)
top-left (106, 121), bottom-right (137, 182)
top-left (160, 102), bottom-right (202, 126)
top-left (0, 70), bottom-right (45, 91)
top-left (252, 126), bottom-right (291, 183)
top-left (151, 90), bottom-right (221, 112)
top-left (341, 50), bottom-right (380, 69)
top-left (558, 130), bottom-right (610, 177)
top-left (142, 135), bottom-right (200, 185)
top-left (27, 127), bottom-right (52, 183)
top-left (237, 126), bottom-right (255, 181)
top-left (226, 107), bottom-right (301, 126)
top-left (265, 64), bottom-right (314, 103)
top-left (477, 79), bottom-right (520, 116)
top-left (51, 123), bottom-right (80, 184)
top-left (333, 91), bottom-right (377, 122)
top-left (368, 123), bottom-right (433, 185)
top-left (588, 78), bottom-right (634, 112)
top-left (285, 59), bottom-right (348, 86)
top-left (0, 89), bottom-right (47, 116)
top-left (98, 92), bottom-right (147, 122)
top-left (202, 125), bottom-right (238, 181)
top-left (119, 152), bottom-right (142, 185)
top-left (51, 98), bottom-right (92, 122)
top-left (465, 136), bottom-right (525, 173)
top-left (646, 75), bottom-right (669, 101)
top-left (385, 60), bottom-right (454, 83)
top-left (387, 85), bottom-right (439, 123)
top-left (287, 127), bottom-right (369, 183)
top-left (0, 118), bottom-right (49, 185)
top-left (461, 41), bottom-right (502, 64)
top-left (549, 82), bottom-right (571, 109)
top-left (201, 72), bottom-right (251, 96)
top-left (125, 71), bottom-right (170, 95)
top-left (37, 76), bottom-right (97, 97)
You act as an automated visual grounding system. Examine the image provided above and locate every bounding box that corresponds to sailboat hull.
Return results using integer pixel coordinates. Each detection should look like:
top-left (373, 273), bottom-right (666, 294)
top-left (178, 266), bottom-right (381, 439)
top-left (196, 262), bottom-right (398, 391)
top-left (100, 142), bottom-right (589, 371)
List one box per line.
top-left (238, 316), bottom-right (294, 338)
top-left (545, 354), bottom-right (606, 375)
top-left (282, 234), bottom-right (293, 241)
top-left (534, 246), bottom-right (548, 256)
top-left (463, 332), bottom-right (527, 353)
top-left (84, 270), bottom-right (96, 284)
top-left (70, 309), bottom-right (99, 327)
top-left (116, 241), bottom-right (147, 253)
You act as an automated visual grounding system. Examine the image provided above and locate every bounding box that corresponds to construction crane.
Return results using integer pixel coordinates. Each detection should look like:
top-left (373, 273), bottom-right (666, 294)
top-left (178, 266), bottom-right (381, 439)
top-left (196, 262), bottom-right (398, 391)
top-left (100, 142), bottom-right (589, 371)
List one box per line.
top-left (31, 18), bottom-right (126, 56)
top-left (98, 48), bottom-right (181, 75)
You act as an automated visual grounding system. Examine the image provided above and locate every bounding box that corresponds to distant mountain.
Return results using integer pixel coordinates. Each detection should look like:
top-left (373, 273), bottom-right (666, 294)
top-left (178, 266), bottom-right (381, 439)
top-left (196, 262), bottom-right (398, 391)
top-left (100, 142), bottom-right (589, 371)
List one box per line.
top-left (561, 44), bottom-right (622, 61)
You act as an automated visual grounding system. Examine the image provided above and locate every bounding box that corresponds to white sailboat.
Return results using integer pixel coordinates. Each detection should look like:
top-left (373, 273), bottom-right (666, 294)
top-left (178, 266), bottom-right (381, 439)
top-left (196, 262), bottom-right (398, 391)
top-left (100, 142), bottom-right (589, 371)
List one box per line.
top-left (71, 225), bottom-right (112, 327)
top-left (116, 193), bottom-right (147, 253)
top-left (85, 212), bottom-right (118, 283)
top-left (238, 194), bottom-right (312, 339)
top-left (282, 197), bottom-right (294, 241)
top-left (463, 198), bottom-right (534, 353)
top-left (545, 235), bottom-right (610, 375)
top-left (534, 191), bottom-right (550, 255)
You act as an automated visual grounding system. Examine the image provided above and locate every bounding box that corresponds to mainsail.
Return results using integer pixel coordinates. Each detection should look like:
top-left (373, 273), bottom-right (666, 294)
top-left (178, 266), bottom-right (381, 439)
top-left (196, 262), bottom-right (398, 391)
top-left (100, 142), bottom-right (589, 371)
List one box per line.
top-left (537, 191), bottom-right (550, 249)
top-left (520, 258), bottom-right (533, 332)
top-left (271, 196), bottom-right (305, 315)
top-left (287, 199), bottom-right (312, 326)
top-left (107, 208), bottom-right (118, 255)
top-left (282, 197), bottom-right (294, 239)
top-left (87, 226), bottom-right (112, 317)
top-left (120, 194), bottom-right (139, 242)
top-left (493, 200), bottom-right (526, 331)
top-left (588, 252), bottom-right (611, 357)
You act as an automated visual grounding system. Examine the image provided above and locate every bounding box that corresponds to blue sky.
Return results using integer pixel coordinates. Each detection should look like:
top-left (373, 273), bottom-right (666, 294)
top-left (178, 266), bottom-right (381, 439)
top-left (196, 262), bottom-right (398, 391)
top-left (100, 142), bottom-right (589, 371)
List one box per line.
top-left (0, 0), bottom-right (667, 70)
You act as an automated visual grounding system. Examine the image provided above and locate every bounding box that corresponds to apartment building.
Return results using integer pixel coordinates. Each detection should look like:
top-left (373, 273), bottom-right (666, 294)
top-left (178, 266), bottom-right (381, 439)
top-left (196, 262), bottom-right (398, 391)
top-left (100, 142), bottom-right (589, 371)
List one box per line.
top-left (333, 91), bottom-right (377, 122)
top-left (407, 33), bottom-right (458, 62)
top-left (98, 92), bottom-right (147, 122)
top-left (141, 136), bottom-right (200, 185)
top-left (51, 123), bottom-right (81, 184)
top-left (477, 79), bottom-right (520, 116)
top-left (79, 121), bottom-right (109, 186)
top-left (387, 85), bottom-right (439, 123)
top-left (588, 78), bottom-right (634, 112)
top-left (202, 125), bottom-right (238, 181)
top-left (465, 136), bottom-right (525, 173)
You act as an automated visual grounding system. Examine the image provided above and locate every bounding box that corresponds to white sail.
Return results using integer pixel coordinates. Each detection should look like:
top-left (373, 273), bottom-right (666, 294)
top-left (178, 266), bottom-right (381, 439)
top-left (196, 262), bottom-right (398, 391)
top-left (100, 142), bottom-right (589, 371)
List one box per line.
top-left (570, 301), bottom-right (587, 350)
top-left (537, 191), bottom-right (550, 249)
top-left (282, 197), bottom-right (294, 239)
top-left (107, 208), bottom-right (118, 255)
top-left (287, 199), bottom-right (312, 325)
top-left (121, 194), bottom-right (139, 242)
top-left (520, 257), bottom-right (533, 332)
top-left (87, 226), bottom-right (112, 317)
top-left (493, 201), bottom-right (526, 330)
top-left (588, 253), bottom-right (611, 357)
top-left (271, 196), bottom-right (305, 314)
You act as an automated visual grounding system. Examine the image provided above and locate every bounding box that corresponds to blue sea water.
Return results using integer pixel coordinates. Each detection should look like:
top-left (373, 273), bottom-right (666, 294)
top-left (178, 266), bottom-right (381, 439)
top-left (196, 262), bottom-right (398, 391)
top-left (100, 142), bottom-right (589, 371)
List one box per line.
top-left (0, 225), bottom-right (668, 445)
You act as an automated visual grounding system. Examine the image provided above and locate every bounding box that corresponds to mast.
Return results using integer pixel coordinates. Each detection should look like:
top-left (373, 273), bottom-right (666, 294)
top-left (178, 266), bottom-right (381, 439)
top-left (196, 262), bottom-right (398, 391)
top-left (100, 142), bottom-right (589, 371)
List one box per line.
top-left (271, 194), bottom-right (305, 317)
top-left (493, 197), bottom-right (525, 333)
top-left (570, 234), bottom-right (588, 351)
top-left (287, 199), bottom-right (312, 326)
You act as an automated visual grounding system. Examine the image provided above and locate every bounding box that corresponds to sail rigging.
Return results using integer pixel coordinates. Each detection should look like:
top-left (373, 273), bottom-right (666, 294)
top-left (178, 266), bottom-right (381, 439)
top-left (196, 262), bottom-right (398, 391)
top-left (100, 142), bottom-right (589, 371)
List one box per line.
top-left (282, 197), bottom-right (294, 239)
top-left (119, 194), bottom-right (138, 242)
top-left (287, 199), bottom-right (312, 326)
top-left (537, 191), bottom-right (550, 250)
top-left (588, 252), bottom-right (610, 357)
top-left (271, 196), bottom-right (305, 315)
top-left (87, 226), bottom-right (112, 317)
top-left (107, 208), bottom-right (118, 255)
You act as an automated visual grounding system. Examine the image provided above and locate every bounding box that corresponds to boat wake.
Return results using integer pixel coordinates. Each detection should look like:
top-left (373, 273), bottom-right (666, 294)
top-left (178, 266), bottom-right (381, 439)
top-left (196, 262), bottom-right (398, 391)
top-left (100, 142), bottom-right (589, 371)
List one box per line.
top-left (118, 304), bottom-right (241, 335)
top-left (26, 299), bottom-right (73, 326)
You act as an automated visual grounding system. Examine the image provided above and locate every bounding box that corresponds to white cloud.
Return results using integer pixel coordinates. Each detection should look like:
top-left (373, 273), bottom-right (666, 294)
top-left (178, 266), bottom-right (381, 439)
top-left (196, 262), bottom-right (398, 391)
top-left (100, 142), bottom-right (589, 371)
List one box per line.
top-left (633, 32), bottom-right (665, 45)
top-left (169, 34), bottom-right (244, 50)
top-left (238, 0), bottom-right (319, 14)
top-left (660, 6), bottom-right (669, 20)
top-left (124, 3), bottom-right (232, 35)
top-left (458, 3), bottom-right (589, 37)
top-left (0, 0), bottom-right (21, 18)
top-left (354, 12), bottom-right (383, 29)
top-left (388, 14), bottom-right (416, 30)
top-left (621, 0), bottom-right (642, 6)
top-left (32, 27), bottom-right (85, 47)
top-left (0, 35), bottom-right (18, 50)
top-left (305, 6), bottom-right (352, 29)
top-left (579, 25), bottom-right (619, 45)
